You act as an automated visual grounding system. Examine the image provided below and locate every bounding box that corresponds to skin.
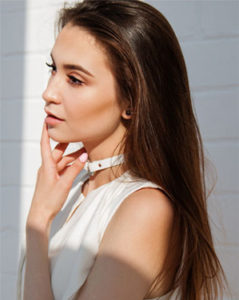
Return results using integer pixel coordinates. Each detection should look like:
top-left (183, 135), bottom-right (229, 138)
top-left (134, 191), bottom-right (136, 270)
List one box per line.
top-left (43, 23), bottom-right (131, 191)
top-left (24, 24), bottom-right (175, 300)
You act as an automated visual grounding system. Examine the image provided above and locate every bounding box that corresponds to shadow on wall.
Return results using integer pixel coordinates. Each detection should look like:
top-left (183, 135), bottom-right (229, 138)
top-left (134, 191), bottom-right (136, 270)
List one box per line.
top-left (0, 1), bottom-right (26, 299)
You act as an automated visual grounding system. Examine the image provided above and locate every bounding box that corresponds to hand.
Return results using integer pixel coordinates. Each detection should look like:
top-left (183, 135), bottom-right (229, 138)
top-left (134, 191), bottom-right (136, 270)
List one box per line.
top-left (26, 121), bottom-right (88, 232)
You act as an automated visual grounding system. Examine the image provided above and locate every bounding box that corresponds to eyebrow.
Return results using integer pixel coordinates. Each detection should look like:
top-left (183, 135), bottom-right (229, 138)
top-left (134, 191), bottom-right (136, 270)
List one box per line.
top-left (50, 53), bottom-right (94, 78)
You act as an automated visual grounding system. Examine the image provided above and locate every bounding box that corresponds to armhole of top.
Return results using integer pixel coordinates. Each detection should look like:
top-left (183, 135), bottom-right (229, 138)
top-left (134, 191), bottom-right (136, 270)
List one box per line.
top-left (98, 182), bottom-right (169, 244)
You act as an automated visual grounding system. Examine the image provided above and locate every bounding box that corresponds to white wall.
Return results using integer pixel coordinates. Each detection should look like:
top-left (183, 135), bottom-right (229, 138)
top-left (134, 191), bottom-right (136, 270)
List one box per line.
top-left (1, 1), bottom-right (238, 299)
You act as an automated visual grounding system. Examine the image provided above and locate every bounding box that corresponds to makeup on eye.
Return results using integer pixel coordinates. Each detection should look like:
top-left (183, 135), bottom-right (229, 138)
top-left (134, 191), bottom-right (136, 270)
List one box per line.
top-left (45, 62), bottom-right (84, 86)
top-left (46, 62), bottom-right (56, 73)
top-left (50, 52), bottom-right (95, 78)
top-left (68, 75), bottom-right (84, 86)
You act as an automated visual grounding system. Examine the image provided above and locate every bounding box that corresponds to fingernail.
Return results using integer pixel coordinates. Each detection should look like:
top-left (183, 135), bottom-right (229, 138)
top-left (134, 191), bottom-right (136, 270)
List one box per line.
top-left (79, 152), bottom-right (88, 163)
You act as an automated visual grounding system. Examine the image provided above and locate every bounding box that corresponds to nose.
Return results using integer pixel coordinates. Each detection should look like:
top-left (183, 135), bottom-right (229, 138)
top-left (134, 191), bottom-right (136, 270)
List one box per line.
top-left (42, 77), bottom-right (62, 104)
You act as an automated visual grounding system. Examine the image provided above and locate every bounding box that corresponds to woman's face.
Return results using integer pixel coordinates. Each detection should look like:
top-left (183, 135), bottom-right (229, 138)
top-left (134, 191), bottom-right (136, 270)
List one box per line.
top-left (42, 23), bottom-right (128, 151)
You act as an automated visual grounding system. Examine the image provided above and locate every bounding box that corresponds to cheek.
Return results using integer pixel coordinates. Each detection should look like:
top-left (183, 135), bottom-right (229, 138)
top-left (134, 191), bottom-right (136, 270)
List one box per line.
top-left (65, 91), bottom-right (122, 138)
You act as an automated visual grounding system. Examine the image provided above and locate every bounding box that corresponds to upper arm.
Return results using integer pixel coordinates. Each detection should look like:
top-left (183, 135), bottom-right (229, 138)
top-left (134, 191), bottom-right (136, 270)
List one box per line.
top-left (75, 187), bottom-right (175, 300)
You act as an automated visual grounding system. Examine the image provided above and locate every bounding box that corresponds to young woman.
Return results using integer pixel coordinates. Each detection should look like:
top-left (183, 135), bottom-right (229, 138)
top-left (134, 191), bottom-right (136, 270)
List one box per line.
top-left (17, 1), bottom-right (226, 299)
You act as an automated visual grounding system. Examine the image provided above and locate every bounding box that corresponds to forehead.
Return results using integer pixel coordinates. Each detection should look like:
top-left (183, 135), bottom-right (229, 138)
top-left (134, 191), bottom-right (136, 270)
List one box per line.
top-left (52, 24), bottom-right (111, 74)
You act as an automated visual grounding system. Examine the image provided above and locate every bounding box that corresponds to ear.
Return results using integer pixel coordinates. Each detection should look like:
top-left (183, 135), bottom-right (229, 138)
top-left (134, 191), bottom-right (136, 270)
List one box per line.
top-left (121, 108), bottom-right (132, 120)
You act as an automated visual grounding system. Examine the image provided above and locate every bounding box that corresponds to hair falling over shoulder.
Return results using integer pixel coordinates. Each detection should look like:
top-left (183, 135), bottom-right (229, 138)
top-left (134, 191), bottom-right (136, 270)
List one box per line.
top-left (56, 1), bottom-right (227, 299)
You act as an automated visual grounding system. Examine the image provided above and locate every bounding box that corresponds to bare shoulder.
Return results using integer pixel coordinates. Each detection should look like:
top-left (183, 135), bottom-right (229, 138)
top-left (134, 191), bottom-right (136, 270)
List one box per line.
top-left (104, 186), bottom-right (175, 238)
top-left (75, 186), bottom-right (175, 299)
top-left (119, 186), bottom-right (174, 223)
top-left (100, 185), bottom-right (175, 247)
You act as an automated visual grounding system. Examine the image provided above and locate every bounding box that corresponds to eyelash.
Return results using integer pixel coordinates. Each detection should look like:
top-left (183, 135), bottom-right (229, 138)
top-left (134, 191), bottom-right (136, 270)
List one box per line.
top-left (45, 62), bottom-right (84, 86)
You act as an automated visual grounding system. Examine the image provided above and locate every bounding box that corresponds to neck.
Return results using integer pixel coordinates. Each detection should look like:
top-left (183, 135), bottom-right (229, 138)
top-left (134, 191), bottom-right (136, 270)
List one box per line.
top-left (85, 154), bottom-right (124, 174)
top-left (85, 152), bottom-right (126, 181)
top-left (81, 129), bottom-right (127, 195)
top-left (85, 146), bottom-right (123, 162)
top-left (81, 164), bottom-right (126, 198)
top-left (82, 124), bottom-right (126, 162)
top-left (81, 150), bottom-right (127, 197)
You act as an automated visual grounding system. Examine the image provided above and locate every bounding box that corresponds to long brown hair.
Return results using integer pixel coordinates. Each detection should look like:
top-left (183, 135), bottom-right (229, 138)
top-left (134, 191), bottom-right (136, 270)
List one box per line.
top-left (56, 1), bottom-right (226, 299)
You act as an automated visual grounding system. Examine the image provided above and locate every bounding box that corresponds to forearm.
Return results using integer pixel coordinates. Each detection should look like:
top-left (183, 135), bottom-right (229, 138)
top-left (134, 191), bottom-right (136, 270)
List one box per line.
top-left (22, 121), bottom-right (86, 299)
top-left (23, 218), bottom-right (54, 300)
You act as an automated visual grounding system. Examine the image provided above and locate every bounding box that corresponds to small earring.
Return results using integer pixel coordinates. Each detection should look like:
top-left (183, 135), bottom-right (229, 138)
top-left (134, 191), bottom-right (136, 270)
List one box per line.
top-left (126, 109), bottom-right (131, 116)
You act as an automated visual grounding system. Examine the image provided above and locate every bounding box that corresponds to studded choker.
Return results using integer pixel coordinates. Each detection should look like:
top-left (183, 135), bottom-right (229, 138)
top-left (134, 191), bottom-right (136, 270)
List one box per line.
top-left (84, 154), bottom-right (124, 176)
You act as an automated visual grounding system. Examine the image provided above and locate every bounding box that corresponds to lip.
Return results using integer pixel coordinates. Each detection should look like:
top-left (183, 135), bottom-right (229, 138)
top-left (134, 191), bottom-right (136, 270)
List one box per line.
top-left (45, 116), bottom-right (64, 125)
top-left (44, 108), bottom-right (65, 125)
top-left (44, 108), bottom-right (64, 121)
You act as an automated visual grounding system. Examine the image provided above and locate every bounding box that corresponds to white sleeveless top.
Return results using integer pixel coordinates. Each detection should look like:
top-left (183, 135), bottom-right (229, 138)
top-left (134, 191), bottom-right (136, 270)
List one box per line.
top-left (17, 170), bottom-right (172, 300)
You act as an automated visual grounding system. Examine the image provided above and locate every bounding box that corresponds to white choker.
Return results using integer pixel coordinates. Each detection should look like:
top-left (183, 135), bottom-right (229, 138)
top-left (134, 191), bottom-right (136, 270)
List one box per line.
top-left (84, 154), bottom-right (124, 176)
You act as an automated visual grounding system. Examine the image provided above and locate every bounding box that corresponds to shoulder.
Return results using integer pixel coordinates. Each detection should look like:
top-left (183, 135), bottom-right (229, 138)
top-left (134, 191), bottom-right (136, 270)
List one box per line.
top-left (75, 186), bottom-right (175, 299)
top-left (121, 186), bottom-right (174, 219)
top-left (108, 186), bottom-right (174, 233)
top-left (99, 185), bottom-right (175, 282)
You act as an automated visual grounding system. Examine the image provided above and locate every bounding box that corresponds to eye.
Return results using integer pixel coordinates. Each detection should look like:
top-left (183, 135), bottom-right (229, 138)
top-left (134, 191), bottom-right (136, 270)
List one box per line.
top-left (68, 75), bottom-right (84, 86)
top-left (45, 62), bottom-right (56, 73)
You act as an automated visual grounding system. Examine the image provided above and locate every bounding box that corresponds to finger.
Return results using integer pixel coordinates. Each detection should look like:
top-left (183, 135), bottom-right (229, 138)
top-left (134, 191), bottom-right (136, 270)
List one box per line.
top-left (59, 152), bottom-right (88, 190)
top-left (40, 121), bottom-right (54, 166)
top-left (52, 143), bottom-right (69, 163)
top-left (56, 147), bottom-right (86, 172)
top-left (57, 157), bottom-right (75, 172)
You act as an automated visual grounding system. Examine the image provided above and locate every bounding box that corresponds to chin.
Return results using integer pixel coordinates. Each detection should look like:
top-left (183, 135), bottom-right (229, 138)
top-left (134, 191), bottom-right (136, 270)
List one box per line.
top-left (48, 131), bottom-right (84, 145)
top-left (46, 126), bottom-right (87, 145)
top-left (47, 130), bottom-right (71, 143)
top-left (51, 136), bottom-right (70, 143)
